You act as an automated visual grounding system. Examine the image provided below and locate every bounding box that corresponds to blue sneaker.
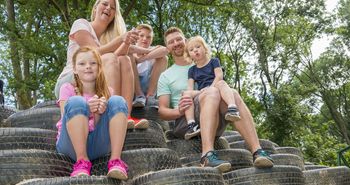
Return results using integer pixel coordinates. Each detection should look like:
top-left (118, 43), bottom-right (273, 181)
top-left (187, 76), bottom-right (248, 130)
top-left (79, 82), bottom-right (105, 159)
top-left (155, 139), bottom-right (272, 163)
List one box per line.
top-left (200, 150), bottom-right (231, 172)
top-left (253, 149), bottom-right (274, 168)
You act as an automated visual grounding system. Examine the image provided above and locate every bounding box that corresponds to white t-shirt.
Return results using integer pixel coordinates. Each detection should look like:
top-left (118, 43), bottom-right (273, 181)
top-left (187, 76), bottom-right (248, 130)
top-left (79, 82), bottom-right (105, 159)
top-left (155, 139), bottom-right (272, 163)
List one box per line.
top-left (58, 19), bottom-right (100, 80)
top-left (137, 59), bottom-right (155, 76)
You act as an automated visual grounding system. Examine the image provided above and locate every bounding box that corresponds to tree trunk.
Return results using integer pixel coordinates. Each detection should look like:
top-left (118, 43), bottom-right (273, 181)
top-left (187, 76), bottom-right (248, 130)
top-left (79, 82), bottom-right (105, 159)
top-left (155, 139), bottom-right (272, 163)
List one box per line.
top-left (6, 0), bottom-right (31, 109)
top-left (321, 91), bottom-right (350, 145)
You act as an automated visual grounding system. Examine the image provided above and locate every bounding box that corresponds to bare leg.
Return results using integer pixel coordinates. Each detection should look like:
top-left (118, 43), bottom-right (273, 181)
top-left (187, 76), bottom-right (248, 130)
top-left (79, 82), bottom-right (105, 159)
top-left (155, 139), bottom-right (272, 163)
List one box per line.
top-left (215, 80), bottom-right (236, 106)
top-left (220, 89), bottom-right (261, 153)
top-left (119, 56), bottom-right (134, 115)
top-left (198, 87), bottom-right (221, 154)
top-left (131, 56), bottom-right (144, 97)
top-left (183, 90), bottom-right (195, 122)
top-left (147, 57), bottom-right (167, 97)
top-left (67, 115), bottom-right (89, 161)
top-left (109, 113), bottom-right (127, 160)
top-left (102, 53), bottom-right (121, 95)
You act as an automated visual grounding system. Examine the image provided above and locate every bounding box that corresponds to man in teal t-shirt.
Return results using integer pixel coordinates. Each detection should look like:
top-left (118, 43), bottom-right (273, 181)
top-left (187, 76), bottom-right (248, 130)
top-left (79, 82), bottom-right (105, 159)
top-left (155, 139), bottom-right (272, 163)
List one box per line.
top-left (157, 27), bottom-right (274, 173)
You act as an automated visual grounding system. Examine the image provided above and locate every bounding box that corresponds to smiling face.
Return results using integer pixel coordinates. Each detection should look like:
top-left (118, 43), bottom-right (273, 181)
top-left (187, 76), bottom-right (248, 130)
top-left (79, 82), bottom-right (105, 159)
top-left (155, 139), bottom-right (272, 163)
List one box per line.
top-left (137, 28), bottom-right (153, 48)
top-left (165, 31), bottom-right (186, 57)
top-left (73, 51), bottom-right (99, 83)
top-left (93, 0), bottom-right (116, 24)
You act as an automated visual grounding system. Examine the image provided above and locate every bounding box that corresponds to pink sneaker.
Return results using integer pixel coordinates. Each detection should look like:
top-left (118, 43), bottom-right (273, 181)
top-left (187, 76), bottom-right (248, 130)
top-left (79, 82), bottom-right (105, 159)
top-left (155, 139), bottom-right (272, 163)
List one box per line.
top-left (70, 159), bottom-right (92, 177)
top-left (107, 159), bottom-right (128, 180)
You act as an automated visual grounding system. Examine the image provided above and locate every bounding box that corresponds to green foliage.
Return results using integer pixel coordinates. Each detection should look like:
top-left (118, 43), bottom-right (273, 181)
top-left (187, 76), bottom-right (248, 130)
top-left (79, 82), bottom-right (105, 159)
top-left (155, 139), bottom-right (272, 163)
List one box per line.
top-left (1, 0), bottom-right (350, 166)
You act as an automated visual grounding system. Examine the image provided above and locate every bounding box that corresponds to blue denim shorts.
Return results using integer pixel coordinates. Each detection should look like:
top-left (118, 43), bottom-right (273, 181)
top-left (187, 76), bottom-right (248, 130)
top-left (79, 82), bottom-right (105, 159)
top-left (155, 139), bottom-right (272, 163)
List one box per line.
top-left (56, 95), bottom-right (128, 161)
top-left (139, 65), bottom-right (152, 95)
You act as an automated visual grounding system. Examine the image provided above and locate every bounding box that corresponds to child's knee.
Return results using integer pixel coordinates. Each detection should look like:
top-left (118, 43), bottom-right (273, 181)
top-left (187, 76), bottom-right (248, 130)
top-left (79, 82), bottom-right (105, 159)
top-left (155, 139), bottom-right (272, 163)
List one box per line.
top-left (108, 96), bottom-right (128, 114)
top-left (215, 80), bottom-right (227, 88)
top-left (66, 96), bottom-right (88, 110)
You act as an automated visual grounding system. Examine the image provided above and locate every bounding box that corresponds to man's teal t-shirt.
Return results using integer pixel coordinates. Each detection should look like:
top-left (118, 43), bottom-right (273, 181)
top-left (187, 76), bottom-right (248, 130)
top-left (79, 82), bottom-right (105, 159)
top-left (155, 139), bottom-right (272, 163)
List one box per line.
top-left (157, 63), bottom-right (193, 108)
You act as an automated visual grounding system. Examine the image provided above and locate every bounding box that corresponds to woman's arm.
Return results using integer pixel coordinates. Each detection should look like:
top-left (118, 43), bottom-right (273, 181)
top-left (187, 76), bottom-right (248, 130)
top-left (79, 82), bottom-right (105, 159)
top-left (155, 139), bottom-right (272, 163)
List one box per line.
top-left (73, 30), bottom-right (122, 54)
top-left (74, 30), bottom-right (138, 55)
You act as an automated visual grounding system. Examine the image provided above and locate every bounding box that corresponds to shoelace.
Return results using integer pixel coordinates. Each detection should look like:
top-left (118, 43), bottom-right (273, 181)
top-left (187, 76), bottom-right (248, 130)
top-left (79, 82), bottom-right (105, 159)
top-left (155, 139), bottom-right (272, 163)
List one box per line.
top-left (109, 159), bottom-right (129, 172)
top-left (207, 151), bottom-right (219, 162)
top-left (188, 122), bottom-right (199, 130)
top-left (73, 160), bottom-right (91, 171)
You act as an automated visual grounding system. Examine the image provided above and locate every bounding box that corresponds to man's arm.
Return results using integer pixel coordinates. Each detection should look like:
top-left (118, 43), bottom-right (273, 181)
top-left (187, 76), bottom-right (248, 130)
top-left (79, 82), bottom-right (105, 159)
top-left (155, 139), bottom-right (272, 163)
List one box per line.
top-left (158, 94), bottom-right (193, 121)
top-left (158, 94), bottom-right (182, 120)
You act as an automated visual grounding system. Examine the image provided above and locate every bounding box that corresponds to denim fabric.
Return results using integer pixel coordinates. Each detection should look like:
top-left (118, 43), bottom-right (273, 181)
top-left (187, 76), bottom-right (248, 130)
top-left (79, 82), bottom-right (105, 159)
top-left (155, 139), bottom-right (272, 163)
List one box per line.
top-left (56, 95), bottom-right (128, 161)
top-left (139, 65), bottom-right (152, 95)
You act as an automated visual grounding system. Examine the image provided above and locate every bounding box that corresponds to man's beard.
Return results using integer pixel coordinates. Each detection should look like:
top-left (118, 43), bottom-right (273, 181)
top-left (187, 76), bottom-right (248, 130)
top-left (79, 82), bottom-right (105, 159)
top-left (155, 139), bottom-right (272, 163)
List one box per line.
top-left (172, 48), bottom-right (184, 57)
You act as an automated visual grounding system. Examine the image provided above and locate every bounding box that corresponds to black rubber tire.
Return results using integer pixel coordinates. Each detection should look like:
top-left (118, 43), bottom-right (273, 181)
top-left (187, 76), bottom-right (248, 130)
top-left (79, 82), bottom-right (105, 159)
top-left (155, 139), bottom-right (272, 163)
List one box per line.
top-left (164, 130), bottom-right (178, 141)
top-left (229, 139), bottom-right (277, 154)
top-left (123, 127), bottom-right (166, 151)
top-left (276, 147), bottom-right (303, 159)
top-left (223, 134), bottom-right (243, 143)
top-left (131, 107), bottom-right (169, 131)
top-left (5, 107), bottom-right (60, 130)
top-left (17, 176), bottom-right (125, 185)
top-left (304, 161), bottom-right (314, 165)
top-left (132, 167), bottom-right (225, 185)
top-left (0, 128), bottom-right (57, 151)
top-left (222, 130), bottom-right (240, 136)
top-left (91, 148), bottom-right (181, 179)
top-left (223, 165), bottom-right (305, 185)
top-left (0, 106), bottom-right (16, 125)
top-left (0, 149), bottom-right (73, 185)
top-left (181, 149), bottom-right (253, 171)
top-left (304, 164), bottom-right (329, 170)
top-left (304, 166), bottom-right (350, 185)
top-left (31, 100), bottom-right (58, 109)
top-left (166, 137), bottom-right (229, 157)
top-left (271, 153), bottom-right (305, 170)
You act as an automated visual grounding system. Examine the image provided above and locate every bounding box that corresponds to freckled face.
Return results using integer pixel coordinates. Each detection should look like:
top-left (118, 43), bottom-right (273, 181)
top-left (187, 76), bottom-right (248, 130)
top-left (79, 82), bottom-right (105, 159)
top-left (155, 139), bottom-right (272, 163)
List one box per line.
top-left (74, 51), bottom-right (99, 83)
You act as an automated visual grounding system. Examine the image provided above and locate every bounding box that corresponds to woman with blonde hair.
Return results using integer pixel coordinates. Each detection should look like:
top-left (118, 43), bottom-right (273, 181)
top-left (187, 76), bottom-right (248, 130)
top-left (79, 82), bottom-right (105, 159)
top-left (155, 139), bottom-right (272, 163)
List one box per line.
top-left (55, 0), bottom-right (148, 128)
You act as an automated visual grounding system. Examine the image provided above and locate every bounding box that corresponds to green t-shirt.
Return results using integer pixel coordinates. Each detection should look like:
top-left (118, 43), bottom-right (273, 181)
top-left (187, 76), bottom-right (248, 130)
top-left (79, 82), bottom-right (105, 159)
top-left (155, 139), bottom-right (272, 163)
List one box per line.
top-left (157, 63), bottom-right (193, 108)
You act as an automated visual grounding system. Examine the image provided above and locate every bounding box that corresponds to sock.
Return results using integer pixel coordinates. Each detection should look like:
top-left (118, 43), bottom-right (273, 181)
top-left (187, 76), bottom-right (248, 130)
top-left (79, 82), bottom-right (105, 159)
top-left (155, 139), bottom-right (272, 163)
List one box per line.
top-left (228, 104), bottom-right (237, 108)
top-left (187, 119), bottom-right (195, 124)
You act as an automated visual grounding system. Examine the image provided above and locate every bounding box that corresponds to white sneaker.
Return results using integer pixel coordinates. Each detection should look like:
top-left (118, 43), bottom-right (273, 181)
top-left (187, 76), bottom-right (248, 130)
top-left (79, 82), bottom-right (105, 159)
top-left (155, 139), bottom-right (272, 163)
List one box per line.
top-left (132, 95), bottom-right (146, 108)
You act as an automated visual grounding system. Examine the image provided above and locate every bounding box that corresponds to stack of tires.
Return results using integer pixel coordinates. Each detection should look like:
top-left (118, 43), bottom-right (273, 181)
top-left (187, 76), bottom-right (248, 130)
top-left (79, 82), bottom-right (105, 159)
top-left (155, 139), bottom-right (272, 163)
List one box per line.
top-left (0, 101), bottom-right (349, 185)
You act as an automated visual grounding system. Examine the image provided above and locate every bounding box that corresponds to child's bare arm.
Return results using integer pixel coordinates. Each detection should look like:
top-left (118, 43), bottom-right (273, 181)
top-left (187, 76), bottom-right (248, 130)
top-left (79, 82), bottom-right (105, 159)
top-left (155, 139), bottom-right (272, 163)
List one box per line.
top-left (59, 101), bottom-right (66, 118)
top-left (211, 67), bottom-right (224, 87)
top-left (128, 45), bottom-right (152, 55)
top-left (187, 79), bottom-right (195, 91)
top-left (136, 46), bottom-right (169, 63)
